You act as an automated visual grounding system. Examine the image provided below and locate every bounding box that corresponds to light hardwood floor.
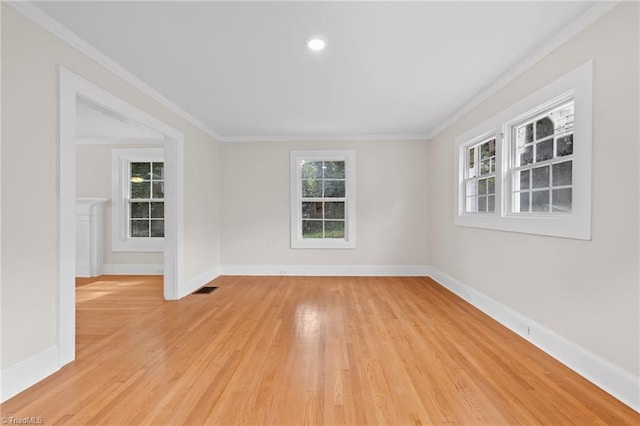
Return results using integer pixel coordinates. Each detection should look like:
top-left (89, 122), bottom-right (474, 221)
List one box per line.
top-left (1, 275), bottom-right (637, 425)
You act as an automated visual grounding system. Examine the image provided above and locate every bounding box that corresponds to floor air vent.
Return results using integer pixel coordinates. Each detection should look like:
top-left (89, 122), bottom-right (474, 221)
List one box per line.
top-left (193, 286), bottom-right (218, 294)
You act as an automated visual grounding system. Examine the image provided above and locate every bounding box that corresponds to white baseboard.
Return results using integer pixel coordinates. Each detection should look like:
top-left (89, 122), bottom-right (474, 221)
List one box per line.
top-left (0, 346), bottom-right (60, 403)
top-left (428, 266), bottom-right (640, 413)
top-left (102, 263), bottom-right (163, 275)
top-left (220, 264), bottom-right (431, 277)
top-left (180, 266), bottom-right (221, 298)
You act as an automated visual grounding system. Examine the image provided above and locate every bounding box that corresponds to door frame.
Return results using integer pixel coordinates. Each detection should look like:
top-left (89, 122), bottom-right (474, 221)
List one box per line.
top-left (58, 67), bottom-right (184, 366)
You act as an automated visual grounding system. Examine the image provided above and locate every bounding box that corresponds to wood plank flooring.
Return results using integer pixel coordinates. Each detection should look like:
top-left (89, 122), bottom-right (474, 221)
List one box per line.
top-left (1, 275), bottom-right (637, 425)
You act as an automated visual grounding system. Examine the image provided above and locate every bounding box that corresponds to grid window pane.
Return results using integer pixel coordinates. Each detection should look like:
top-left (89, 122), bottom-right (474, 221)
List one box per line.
top-left (550, 103), bottom-right (575, 134)
top-left (152, 163), bottom-right (164, 179)
top-left (131, 220), bottom-right (150, 237)
top-left (324, 161), bottom-right (345, 179)
top-left (536, 117), bottom-right (554, 140)
top-left (557, 134), bottom-right (573, 156)
top-left (302, 161), bottom-right (323, 179)
top-left (302, 179), bottom-right (322, 197)
top-left (152, 182), bottom-right (164, 199)
top-left (525, 123), bottom-right (534, 143)
top-left (487, 177), bottom-right (495, 194)
top-left (536, 139), bottom-right (553, 162)
top-left (478, 179), bottom-right (487, 195)
top-left (150, 220), bottom-right (164, 237)
top-left (324, 180), bottom-right (345, 198)
top-left (468, 147), bottom-right (476, 177)
top-left (519, 192), bottom-right (530, 212)
top-left (488, 195), bottom-right (495, 212)
top-left (519, 145), bottom-right (533, 166)
top-left (480, 159), bottom-right (490, 175)
top-left (466, 180), bottom-right (477, 197)
top-left (131, 202), bottom-right (149, 218)
top-left (131, 182), bottom-right (150, 199)
top-left (302, 202), bottom-right (323, 219)
top-left (150, 202), bottom-right (164, 219)
top-left (478, 196), bottom-right (487, 212)
top-left (532, 166), bottom-right (550, 189)
top-left (302, 220), bottom-right (323, 238)
top-left (552, 188), bottom-right (572, 213)
top-left (325, 202), bottom-right (345, 219)
top-left (520, 170), bottom-right (530, 190)
top-left (532, 190), bottom-right (550, 212)
top-left (480, 142), bottom-right (490, 159)
top-left (325, 221), bottom-right (345, 238)
top-left (466, 196), bottom-right (478, 213)
top-left (552, 161), bottom-right (572, 187)
top-left (131, 163), bottom-right (150, 180)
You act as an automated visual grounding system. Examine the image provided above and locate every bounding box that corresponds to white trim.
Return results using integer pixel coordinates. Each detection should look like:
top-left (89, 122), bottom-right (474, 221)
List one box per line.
top-left (181, 267), bottom-right (221, 297)
top-left (220, 264), bottom-right (431, 277)
top-left (111, 148), bottom-right (165, 252)
top-left (0, 346), bottom-right (59, 403)
top-left (59, 67), bottom-right (185, 371)
top-left (102, 264), bottom-right (164, 275)
top-left (76, 138), bottom-right (164, 145)
top-left (428, 266), bottom-right (640, 413)
top-left (221, 133), bottom-right (430, 143)
top-left (454, 60), bottom-right (592, 240)
top-left (8, 1), bottom-right (219, 142)
top-left (428, 1), bottom-right (619, 139)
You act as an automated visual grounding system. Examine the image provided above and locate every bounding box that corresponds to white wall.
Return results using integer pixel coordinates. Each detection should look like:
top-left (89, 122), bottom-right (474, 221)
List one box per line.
top-left (1, 5), bottom-right (222, 369)
top-left (427, 2), bottom-right (639, 376)
top-left (221, 140), bottom-right (429, 270)
top-left (76, 143), bottom-right (164, 268)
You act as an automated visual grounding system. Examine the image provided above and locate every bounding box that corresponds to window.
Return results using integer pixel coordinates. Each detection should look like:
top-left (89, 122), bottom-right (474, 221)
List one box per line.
top-left (112, 148), bottom-right (164, 251)
top-left (508, 97), bottom-right (574, 214)
top-left (454, 61), bottom-right (592, 240)
top-left (129, 161), bottom-right (165, 238)
top-left (290, 150), bottom-right (356, 249)
top-left (464, 136), bottom-right (497, 213)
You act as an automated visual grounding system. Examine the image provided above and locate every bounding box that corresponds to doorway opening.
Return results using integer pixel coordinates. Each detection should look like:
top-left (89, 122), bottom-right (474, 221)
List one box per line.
top-left (58, 67), bottom-right (184, 367)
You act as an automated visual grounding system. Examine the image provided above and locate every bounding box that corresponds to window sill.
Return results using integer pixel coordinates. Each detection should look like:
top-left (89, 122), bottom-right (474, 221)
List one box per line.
top-left (454, 213), bottom-right (590, 240)
top-left (291, 238), bottom-right (356, 249)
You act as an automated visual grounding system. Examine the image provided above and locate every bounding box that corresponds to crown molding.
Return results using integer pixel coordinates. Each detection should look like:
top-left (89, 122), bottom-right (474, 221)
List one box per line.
top-left (426, 0), bottom-right (621, 140)
top-left (219, 133), bottom-right (430, 143)
top-left (7, 1), bottom-right (222, 142)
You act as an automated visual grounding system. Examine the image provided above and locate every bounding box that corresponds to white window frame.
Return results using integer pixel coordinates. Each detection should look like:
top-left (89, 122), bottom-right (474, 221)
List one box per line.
top-left (454, 60), bottom-right (592, 240)
top-left (112, 148), bottom-right (165, 252)
top-left (461, 133), bottom-right (498, 214)
top-left (290, 150), bottom-right (356, 249)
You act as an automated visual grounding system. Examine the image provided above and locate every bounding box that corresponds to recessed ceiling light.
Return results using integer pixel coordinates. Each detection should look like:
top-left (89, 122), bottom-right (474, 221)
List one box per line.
top-left (307, 37), bottom-right (327, 52)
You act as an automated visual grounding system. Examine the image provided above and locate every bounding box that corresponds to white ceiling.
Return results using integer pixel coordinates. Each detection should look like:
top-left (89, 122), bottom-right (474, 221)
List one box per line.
top-left (33, 1), bottom-right (597, 142)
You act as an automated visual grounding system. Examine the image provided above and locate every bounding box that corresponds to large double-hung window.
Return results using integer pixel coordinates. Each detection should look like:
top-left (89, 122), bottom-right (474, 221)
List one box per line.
top-left (454, 61), bottom-right (592, 240)
top-left (510, 98), bottom-right (574, 214)
top-left (290, 150), bottom-right (356, 249)
top-left (464, 136), bottom-right (496, 213)
top-left (112, 148), bottom-right (165, 251)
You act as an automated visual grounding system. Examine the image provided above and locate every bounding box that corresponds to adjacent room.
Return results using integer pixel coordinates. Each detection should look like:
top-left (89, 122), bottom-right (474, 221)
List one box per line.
top-left (1, 1), bottom-right (638, 424)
